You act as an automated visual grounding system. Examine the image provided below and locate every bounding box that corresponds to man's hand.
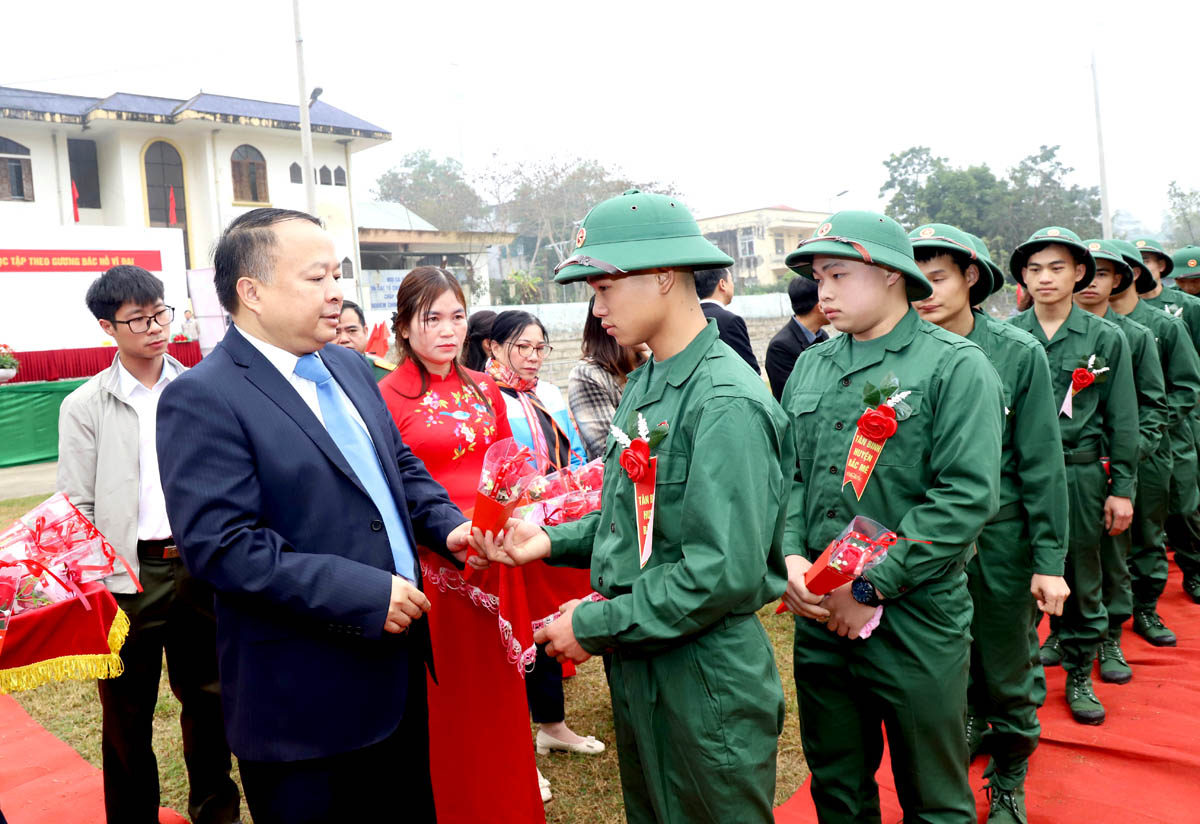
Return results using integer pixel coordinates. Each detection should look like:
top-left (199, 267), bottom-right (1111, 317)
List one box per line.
top-left (1031, 574), bottom-right (1070, 616)
top-left (534, 599), bottom-right (591, 664)
top-left (782, 555), bottom-right (830, 621)
top-left (383, 575), bottom-right (431, 634)
top-left (447, 520), bottom-right (490, 572)
top-left (1104, 495), bottom-right (1133, 536)
top-left (823, 583), bottom-right (878, 639)
top-left (469, 518), bottom-right (551, 567)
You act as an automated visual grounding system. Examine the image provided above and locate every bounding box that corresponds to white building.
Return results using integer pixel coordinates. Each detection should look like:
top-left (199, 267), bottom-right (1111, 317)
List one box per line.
top-left (0, 85), bottom-right (390, 350)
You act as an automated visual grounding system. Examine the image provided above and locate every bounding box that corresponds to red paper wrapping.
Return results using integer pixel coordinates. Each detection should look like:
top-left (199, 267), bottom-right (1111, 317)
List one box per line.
top-left (777, 516), bottom-right (895, 613)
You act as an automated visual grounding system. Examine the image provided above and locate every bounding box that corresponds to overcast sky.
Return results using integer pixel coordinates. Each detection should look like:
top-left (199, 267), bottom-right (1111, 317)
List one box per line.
top-left (7, 0), bottom-right (1197, 233)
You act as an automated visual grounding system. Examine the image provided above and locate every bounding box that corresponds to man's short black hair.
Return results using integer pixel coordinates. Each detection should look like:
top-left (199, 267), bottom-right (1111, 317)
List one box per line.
top-left (213, 208), bottom-right (322, 313)
top-left (693, 268), bottom-right (730, 299)
top-left (85, 265), bottom-right (164, 322)
top-left (341, 299), bottom-right (366, 326)
top-left (787, 276), bottom-right (819, 316)
top-left (913, 245), bottom-right (980, 280)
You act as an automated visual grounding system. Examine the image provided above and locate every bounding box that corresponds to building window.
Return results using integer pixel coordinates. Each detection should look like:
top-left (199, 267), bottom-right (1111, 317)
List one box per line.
top-left (289, 162), bottom-right (303, 184)
top-left (68, 138), bottom-right (101, 209)
top-left (341, 256), bottom-right (354, 280)
top-left (774, 233), bottom-right (785, 255)
top-left (319, 165), bottom-right (332, 185)
top-left (0, 136), bottom-right (33, 202)
top-left (334, 166), bottom-right (346, 186)
top-left (231, 145), bottom-right (268, 203)
top-left (144, 140), bottom-right (189, 267)
top-left (738, 227), bottom-right (755, 259)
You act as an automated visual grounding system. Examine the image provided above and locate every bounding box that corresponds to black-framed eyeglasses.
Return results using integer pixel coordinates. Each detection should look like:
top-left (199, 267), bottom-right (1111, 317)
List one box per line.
top-left (510, 342), bottom-right (554, 359)
top-left (114, 306), bottom-right (174, 334)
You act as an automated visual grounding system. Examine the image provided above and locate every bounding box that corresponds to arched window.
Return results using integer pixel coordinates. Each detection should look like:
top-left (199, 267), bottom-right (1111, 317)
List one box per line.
top-left (0, 136), bottom-right (33, 202)
top-left (144, 140), bottom-right (189, 266)
top-left (334, 166), bottom-right (346, 186)
top-left (318, 165), bottom-right (332, 186)
top-left (231, 145), bottom-right (268, 203)
top-left (289, 162), bottom-right (302, 184)
top-left (341, 256), bottom-right (354, 280)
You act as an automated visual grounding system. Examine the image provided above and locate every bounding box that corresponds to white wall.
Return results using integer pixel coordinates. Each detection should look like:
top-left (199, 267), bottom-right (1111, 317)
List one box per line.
top-left (0, 225), bottom-right (189, 351)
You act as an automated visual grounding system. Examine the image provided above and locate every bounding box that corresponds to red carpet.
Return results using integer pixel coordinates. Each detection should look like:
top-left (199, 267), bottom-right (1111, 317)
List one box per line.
top-left (775, 561), bottom-right (1200, 823)
top-left (0, 696), bottom-right (186, 824)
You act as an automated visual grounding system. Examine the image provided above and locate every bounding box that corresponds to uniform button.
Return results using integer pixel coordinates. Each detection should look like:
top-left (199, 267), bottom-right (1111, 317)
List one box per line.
top-left (834, 421), bottom-right (844, 430)
top-left (829, 466), bottom-right (838, 474)
top-left (826, 509), bottom-right (837, 519)
top-left (599, 575), bottom-right (604, 587)
top-left (610, 522), bottom-right (616, 533)
top-left (370, 520), bottom-right (383, 532)
top-left (841, 378), bottom-right (851, 387)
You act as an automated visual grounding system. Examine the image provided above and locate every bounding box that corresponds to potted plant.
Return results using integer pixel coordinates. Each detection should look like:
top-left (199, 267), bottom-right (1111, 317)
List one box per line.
top-left (0, 344), bottom-right (19, 384)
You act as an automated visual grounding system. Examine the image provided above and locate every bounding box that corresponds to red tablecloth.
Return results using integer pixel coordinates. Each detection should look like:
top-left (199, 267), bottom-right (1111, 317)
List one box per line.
top-left (0, 581), bottom-right (128, 693)
top-left (8, 342), bottom-right (201, 383)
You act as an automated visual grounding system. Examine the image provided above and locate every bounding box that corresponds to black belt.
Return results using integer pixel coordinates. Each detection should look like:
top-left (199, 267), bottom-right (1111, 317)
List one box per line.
top-left (1064, 448), bottom-right (1101, 465)
top-left (992, 501), bottom-right (1023, 522)
top-left (137, 537), bottom-right (179, 560)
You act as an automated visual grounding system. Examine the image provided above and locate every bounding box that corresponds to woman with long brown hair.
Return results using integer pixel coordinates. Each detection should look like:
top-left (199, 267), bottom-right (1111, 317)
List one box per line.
top-left (568, 297), bottom-right (647, 459)
top-left (377, 267), bottom-right (547, 818)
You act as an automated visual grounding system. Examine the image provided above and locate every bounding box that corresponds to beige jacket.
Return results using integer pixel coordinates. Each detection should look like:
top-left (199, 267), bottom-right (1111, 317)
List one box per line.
top-left (56, 353), bottom-right (188, 594)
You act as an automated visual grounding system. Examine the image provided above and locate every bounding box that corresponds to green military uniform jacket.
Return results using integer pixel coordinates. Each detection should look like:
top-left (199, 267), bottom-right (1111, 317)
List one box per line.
top-left (781, 308), bottom-right (1004, 599)
top-left (365, 353), bottom-right (395, 382)
top-left (965, 310), bottom-right (1069, 576)
top-left (1105, 308), bottom-right (1169, 459)
top-left (546, 320), bottom-right (791, 654)
top-left (1127, 300), bottom-right (1200, 434)
top-left (1010, 304), bottom-right (1139, 498)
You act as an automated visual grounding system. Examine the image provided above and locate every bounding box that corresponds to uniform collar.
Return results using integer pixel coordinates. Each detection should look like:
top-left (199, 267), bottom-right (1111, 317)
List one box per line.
top-left (631, 320), bottom-right (720, 410)
top-left (830, 306), bottom-right (921, 374)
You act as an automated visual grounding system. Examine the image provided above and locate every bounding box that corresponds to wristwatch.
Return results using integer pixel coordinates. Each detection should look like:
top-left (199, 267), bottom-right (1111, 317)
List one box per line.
top-left (851, 575), bottom-right (881, 607)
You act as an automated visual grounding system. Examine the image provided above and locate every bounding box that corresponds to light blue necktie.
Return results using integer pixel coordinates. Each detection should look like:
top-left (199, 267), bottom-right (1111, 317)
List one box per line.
top-left (294, 353), bottom-right (416, 581)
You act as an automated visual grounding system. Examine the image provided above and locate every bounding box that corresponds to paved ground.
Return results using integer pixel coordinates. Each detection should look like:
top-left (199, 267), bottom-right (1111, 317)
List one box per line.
top-left (0, 460), bottom-right (57, 501)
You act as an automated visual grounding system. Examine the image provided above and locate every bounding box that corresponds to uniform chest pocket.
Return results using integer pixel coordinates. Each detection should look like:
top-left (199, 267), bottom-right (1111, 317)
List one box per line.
top-left (650, 450), bottom-right (689, 539)
top-left (1059, 361), bottom-right (1098, 417)
top-left (785, 390), bottom-right (823, 460)
top-left (874, 391), bottom-right (926, 467)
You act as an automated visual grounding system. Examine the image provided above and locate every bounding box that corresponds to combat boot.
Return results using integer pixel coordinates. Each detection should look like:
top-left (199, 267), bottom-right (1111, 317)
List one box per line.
top-left (1038, 632), bottom-right (1063, 667)
top-left (1132, 610), bottom-right (1177, 646)
top-left (1066, 667), bottom-right (1105, 725)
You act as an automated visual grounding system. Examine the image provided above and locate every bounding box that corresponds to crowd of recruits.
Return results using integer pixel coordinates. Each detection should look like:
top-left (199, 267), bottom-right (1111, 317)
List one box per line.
top-left (474, 190), bottom-right (1200, 824)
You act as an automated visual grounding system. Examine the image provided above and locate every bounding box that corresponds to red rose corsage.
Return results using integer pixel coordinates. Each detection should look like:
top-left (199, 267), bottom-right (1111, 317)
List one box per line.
top-left (856, 405), bottom-right (898, 442)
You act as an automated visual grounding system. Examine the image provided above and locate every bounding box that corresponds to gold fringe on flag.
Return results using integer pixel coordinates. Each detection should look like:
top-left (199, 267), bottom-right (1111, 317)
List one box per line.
top-left (0, 607), bottom-right (129, 694)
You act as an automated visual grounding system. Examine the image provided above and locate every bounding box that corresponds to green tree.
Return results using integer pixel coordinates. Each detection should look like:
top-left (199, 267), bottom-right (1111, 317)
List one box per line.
top-left (373, 150), bottom-right (486, 232)
top-left (1165, 181), bottom-right (1200, 247)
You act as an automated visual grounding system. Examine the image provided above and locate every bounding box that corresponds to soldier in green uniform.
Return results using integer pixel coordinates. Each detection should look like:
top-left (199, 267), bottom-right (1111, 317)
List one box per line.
top-left (1074, 239), bottom-right (1168, 682)
top-left (908, 223), bottom-right (1069, 823)
top-left (1132, 238), bottom-right (1200, 604)
top-left (1171, 246), bottom-right (1200, 297)
top-left (779, 211), bottom-right (1004, 823)
top-left (1107, 240), bottom-right (1200, 645)
top-left (473, 190), bottom-right (790, 824)
top-left (1009, 227), bottom-right (1138, 725)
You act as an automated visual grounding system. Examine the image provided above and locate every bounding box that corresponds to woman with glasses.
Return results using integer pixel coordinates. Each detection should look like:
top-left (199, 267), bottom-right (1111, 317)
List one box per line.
top-left (377, 271), bottom-right (547, 819)
top-left (485, 311), bottom-right (606, 775)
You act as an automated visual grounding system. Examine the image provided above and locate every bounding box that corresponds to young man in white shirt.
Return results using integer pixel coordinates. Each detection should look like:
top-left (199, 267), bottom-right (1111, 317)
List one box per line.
top-left (57, 266), bottom-right (240, 824)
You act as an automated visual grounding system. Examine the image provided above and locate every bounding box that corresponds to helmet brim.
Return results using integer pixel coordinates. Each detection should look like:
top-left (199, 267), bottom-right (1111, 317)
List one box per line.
top-left (553, 235), bottom-right (734, 284)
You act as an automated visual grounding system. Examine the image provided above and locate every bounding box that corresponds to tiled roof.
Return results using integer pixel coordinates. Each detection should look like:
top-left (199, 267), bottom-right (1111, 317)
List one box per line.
top-left (0, 86), bottom-right (389, 138)
top-left (356, 200), bottom-right (439, 232)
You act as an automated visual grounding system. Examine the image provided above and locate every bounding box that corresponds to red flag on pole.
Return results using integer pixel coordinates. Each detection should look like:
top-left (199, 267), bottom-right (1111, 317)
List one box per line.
top-left (367, 323), bottom-right (390, 357)
top-left (168, 185), bottom-right (178, 226)
top-left (71, 179), bottom-right (80, 223)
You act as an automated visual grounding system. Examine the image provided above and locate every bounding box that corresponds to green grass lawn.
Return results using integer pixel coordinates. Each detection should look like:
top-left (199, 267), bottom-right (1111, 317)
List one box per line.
top-left (2, 494), bottom-right (808, 821)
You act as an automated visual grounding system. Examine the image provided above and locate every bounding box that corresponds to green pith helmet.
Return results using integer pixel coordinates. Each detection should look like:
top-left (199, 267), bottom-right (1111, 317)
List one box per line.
top-left (785, 210), bottom-right (932, 300)
top-left (551, 189), bottom-right (733, 284)
top-left (908, 223), bottom-right (994, 305)
top-left (1112, 239), bottom-right (1159, 293)
top-left (1083, 239), bottom-right (1134, 294)
top-left (1172, 245), bottom-right (1200, 280)
top-left (964, 231), bottom-right (1007, 296)
top-left (1008, 226), bottom-right (1096, 291)
top-left (1133, 237), bottom-right (1175, 278)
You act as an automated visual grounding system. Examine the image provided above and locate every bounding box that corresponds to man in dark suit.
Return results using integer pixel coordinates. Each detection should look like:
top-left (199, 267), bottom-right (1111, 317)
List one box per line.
top-left (695, 268), bottom-right (760, 373)
top-left (765, 276), bottom-right (829, 401)
top-left (157, 208), bottom-right (476, 824)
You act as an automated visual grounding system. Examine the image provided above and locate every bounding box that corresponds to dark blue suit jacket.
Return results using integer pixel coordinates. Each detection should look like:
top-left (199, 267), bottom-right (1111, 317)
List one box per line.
top-left (156, 327), bottom-right (465, 762)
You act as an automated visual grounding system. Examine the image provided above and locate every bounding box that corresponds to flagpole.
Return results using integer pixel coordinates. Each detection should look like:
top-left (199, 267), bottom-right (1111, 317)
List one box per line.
top-left (1092, 50), bottom-right (1112, 239)
top-left (294, 0), bottom-right (317, 215)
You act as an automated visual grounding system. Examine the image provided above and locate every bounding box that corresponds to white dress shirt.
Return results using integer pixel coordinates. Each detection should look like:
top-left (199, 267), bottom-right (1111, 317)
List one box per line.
top-left (116, 356), bottom-right (180, 541)
top-left (232, 325), bottom-right (371, 437)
